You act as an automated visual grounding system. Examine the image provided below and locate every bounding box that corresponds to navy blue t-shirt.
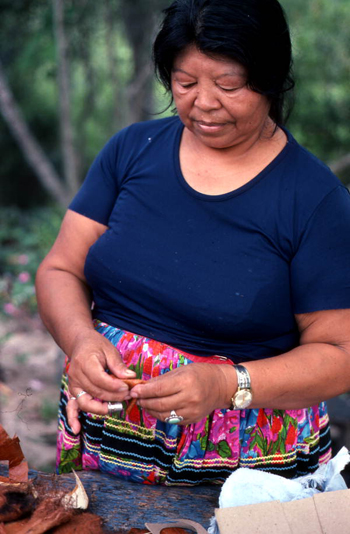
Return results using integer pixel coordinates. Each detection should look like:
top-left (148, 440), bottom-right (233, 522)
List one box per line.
top-left (69, 116), bottom-right (350, 362)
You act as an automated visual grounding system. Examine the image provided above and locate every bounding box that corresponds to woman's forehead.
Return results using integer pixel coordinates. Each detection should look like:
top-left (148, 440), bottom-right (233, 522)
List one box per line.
top-left (172, 45), bottom-right (247, 78)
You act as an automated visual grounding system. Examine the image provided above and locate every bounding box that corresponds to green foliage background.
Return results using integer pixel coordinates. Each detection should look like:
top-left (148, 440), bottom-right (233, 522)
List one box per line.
top-left (0, 0), bottom-right (349, 318)
top-left (286, 0), bottom-right (350, 174)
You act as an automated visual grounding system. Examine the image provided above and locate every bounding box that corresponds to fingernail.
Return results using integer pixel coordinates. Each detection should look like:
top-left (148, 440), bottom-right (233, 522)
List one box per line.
top-left (125, 370), bottom-right (135, 376)
top-left (118, 386), bottom-right (129, 393)
top-left (130, 391), bottom-right (138, 398)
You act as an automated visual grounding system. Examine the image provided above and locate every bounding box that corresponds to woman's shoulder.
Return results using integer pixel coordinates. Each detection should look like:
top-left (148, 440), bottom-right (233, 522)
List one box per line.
top-left (91, 116), bottom-right (181, 173)
top-left (258, 129), bottom-right (349, 254)
top-left (276, 129), bottom-right (346, 214)
top-left (283, 129), bottom-right (341, 190)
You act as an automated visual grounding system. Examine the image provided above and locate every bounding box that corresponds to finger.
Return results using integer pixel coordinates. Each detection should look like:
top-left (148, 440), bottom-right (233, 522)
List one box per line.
top-left (70, 386), bottom-right (130, 412)
top-left (137, 390), bottom-right (188, 421)
top-left (108, 357), bottom-right (137, 380)
top-left (141, 404), bottom-right (189, 425)
top-left (78, 395), bottom-right (110, 416)
top-left (121, 378), bottom-right (146, 388)
top-left (68, 348), bottom-right (134, 397)
top-left (102, 346), bottom-right (136, 380)
top-left (136, 383), bottom-right (206, 425)
top-left (70, 390), bottom-right (110, 416)
top-left (69, 367), bottom-right (132, 400)
top-left (147, 405), bottom-right (204, 426)
top-left (66, 398), bottom-right (81, 435)
top-left (129, 373), bottom-right (181, 400)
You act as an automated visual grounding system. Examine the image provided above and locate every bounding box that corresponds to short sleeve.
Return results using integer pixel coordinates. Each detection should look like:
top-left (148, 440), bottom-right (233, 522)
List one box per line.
top-left (291, 185), bottom-right (350, 313)
top-left (69, 132), bottom-right (124, 225)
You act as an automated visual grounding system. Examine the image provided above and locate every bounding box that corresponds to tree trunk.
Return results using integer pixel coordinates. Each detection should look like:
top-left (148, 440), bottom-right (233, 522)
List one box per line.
top-left (74, 0), bottom-right (97, 171)
top-left (121, 1), bottom-right (158, 125)
top-left (53, 0), bottom-right (80, 196)
top-left (0, 60), bottom-right (70, 208)
top-left (104, 0), bottom-right (123, 132)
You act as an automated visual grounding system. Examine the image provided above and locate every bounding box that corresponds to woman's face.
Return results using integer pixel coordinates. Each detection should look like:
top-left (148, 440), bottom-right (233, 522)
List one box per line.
top-left (171, 46), bottom-right (271, 151)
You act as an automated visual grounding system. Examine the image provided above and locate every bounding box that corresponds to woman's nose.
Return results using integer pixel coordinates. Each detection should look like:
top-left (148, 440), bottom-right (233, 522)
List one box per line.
top-left (194, 85), bottom-right (221, 111)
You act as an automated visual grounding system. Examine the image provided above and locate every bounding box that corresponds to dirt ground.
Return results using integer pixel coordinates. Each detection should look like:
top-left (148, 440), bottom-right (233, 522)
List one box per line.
top-left (0, 316), bottom-right (62, 472)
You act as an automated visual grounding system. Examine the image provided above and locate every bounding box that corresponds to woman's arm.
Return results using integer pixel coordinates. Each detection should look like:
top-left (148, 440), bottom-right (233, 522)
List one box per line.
top-left (242, 308), bottom-right (350, 409)
top-left (36, 209), bottom-right (104, 355)
top-left (36, 209), bottom-right (136, 432)
top-left (130, 308), bottom-right (350, 423)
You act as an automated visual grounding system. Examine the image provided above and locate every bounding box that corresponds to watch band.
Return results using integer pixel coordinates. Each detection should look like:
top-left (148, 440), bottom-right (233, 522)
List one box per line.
top-left (230, 364), bottom-right (253, 410)
top-left (235, 364), bottom-right (251, 388)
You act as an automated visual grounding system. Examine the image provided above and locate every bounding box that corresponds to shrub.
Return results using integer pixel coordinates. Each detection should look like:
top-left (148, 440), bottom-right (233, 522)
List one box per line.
top-left (0, 206), bottom-right (63, 318)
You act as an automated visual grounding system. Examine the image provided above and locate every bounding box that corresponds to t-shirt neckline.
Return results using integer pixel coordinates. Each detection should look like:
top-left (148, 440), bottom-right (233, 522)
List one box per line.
top-left (173, 118), bottom-right (295, 202)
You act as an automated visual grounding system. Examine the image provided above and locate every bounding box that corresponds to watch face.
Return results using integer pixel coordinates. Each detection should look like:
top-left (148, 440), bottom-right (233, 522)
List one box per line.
top-left (234, 389), bottom-right (252, 409)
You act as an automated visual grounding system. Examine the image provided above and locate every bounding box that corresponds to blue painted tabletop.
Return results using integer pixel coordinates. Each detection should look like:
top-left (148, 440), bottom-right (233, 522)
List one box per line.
top-left (27, 468), bottom-right (221, 532)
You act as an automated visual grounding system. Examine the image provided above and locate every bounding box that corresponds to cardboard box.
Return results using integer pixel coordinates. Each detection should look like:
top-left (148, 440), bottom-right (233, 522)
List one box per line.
top-left (215, 489), bottom-right (350, 534)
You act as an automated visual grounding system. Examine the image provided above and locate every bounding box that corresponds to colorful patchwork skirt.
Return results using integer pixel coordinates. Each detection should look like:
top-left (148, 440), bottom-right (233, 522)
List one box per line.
top-left (56, 320), bottom-right (332, 485)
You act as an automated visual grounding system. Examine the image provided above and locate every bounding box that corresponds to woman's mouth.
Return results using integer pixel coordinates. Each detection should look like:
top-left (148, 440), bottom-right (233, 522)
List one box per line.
top-left (194, 120), bottom-right (227, 133)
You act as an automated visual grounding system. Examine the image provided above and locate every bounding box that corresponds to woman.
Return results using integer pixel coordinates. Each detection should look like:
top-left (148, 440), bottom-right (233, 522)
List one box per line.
top-left (36, 0), bottom-right (350, 486)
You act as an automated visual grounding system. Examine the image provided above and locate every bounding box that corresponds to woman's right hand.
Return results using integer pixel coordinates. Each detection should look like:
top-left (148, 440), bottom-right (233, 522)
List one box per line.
top-left (65, 329), bottom-right (136, 434)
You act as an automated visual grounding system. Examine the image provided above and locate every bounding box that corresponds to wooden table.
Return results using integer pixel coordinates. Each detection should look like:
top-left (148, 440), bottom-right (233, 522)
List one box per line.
top-left (17, 468), bottom-right (221, 532)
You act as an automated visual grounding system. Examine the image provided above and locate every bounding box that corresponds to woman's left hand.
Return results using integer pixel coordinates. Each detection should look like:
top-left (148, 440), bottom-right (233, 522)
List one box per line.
top-left (129, 363), bottom-right (237, 424)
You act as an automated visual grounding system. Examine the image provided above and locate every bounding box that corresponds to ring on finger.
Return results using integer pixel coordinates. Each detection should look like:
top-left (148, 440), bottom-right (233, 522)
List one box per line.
top-left (108, 402), bottom-right (123, 416)
top-left (165, 410), bottom-right (184, 425)
top-left (76, 390), bottom-right (88, 400)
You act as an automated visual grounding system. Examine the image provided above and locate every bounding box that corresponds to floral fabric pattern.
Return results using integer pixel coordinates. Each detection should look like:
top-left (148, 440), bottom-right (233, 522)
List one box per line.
top-left (57, 320), bottom-right (332, 485)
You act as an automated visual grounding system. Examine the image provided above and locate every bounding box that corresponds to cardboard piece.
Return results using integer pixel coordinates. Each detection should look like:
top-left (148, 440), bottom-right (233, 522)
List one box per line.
top-left (282, 497), bottom-right (322, 534)
top-left (215, 488), bottom-right (350, 534)
top-left (313, 490), bottom-right (350, 534)
top-left (215, 500), bottom-right (292, 533)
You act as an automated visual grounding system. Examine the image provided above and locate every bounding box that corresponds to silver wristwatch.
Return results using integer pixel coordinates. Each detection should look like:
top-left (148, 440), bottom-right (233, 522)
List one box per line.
top-left (231, 364), bottom-right (252, 409)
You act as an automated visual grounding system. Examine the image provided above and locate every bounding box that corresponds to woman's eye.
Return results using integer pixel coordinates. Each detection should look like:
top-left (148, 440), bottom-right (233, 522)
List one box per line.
top-left (219, 86), bottom-right (238, 92)
top-left (179, 82), bottom-right (196, 88)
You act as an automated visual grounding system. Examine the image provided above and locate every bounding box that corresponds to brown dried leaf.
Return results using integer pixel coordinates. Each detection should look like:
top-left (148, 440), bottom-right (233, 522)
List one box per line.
top-left (52, 512), bottom-right (105, 533)
top-left (121, 379), bottom-right (146, 389)
top-left (125, 399), bottom-right (137, 415)
top-left (0, 484), bottom-right (36, 523)
top-left (121, 379), bottom-right (146, 415)
top-left (108, 378), bottom-right (146, 415)
top-left (12, 496), bottom-right (73, 534)
top-left (1, 518), bottom-right (31, 534)
top-left (0, 426), bottom-right (28, 483)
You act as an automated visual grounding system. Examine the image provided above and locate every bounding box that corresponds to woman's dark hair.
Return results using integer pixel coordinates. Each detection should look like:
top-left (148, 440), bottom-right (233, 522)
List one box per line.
top-left (153, 0), bottom-right (294, 125)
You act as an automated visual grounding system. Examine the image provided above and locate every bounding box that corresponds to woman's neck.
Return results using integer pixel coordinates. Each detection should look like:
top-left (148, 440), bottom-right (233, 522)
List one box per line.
top-left (179, 122), bottom-right (288, 196)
